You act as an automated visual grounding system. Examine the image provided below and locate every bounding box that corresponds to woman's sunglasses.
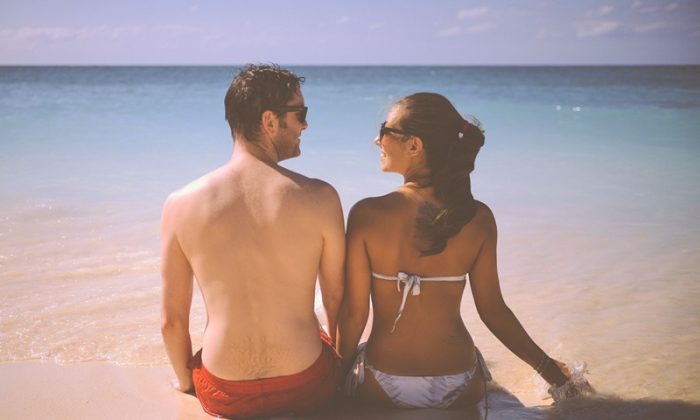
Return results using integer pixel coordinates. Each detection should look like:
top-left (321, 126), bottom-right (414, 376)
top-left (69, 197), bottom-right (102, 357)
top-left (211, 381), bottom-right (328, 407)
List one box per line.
top-left (379, 122), bottom-right (411, 139)
top-left (274, 106), bottom-right (308, 124)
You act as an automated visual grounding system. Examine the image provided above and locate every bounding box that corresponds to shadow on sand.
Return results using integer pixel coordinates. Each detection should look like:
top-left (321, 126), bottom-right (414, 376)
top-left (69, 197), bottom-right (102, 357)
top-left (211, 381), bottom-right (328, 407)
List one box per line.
top-left (549, 395), bottom-right (700, 420)
top-left (297, 384), bottom-right (700, 420)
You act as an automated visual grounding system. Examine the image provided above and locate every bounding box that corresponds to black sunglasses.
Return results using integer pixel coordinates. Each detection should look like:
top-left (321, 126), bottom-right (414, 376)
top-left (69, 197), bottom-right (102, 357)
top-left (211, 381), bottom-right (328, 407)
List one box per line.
top-left (379, 122), bottom-right (411, 139)
top-left (274, 105), bottom-right (308, 124)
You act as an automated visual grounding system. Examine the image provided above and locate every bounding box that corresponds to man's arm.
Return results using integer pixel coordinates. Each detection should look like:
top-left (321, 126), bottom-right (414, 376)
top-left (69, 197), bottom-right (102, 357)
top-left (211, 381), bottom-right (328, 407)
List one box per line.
top-left (160, 195), bottom-right (195, 392)
top-left (336, 201), bottom-right (372, 375)
top-left (316, 183), bottom-right (345, 343)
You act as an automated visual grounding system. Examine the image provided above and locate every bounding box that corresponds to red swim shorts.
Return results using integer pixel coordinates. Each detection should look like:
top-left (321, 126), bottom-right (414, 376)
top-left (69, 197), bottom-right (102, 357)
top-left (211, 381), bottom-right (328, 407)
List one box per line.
top-left (189, 330), bottom-right (340, 418)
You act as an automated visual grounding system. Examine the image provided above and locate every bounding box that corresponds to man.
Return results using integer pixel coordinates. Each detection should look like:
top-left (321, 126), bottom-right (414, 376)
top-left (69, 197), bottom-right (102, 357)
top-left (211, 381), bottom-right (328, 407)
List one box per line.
top-left (160, 64), bottom-right (345, 418)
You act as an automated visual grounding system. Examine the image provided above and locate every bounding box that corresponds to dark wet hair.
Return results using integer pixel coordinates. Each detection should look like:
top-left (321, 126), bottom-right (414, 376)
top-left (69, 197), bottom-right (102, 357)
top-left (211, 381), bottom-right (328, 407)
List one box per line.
top-left (395, 92), bottom-right (485, 256)
top-left (224, 64), bottom-right (305, 141)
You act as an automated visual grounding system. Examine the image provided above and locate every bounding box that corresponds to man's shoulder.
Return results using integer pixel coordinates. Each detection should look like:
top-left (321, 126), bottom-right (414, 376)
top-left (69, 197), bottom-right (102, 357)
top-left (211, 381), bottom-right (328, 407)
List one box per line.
top-left (163, 167), bottom-right (227, 212)
top-left (278, 168), bottom-right (338, 198)
top-left (166, 173), bottom-right (211, 203)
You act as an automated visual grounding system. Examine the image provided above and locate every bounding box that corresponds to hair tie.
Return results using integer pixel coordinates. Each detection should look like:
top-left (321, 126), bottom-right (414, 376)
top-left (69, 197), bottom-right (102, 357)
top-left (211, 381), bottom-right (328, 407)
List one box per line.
top-left (458, 120), bottom-right (469, 139)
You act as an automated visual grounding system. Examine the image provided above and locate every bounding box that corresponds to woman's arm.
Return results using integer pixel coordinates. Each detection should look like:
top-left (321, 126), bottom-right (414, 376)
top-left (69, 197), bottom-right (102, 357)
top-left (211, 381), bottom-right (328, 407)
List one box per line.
top-left (469, 205), bottom-right (568, 386)
top-left (336, 201), bottom-right (373, 375)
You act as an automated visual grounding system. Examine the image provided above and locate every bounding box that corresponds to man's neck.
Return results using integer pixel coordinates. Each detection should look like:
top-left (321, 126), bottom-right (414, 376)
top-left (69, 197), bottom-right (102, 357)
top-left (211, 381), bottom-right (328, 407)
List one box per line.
top-left (231, 136), bottom-right (280, 165)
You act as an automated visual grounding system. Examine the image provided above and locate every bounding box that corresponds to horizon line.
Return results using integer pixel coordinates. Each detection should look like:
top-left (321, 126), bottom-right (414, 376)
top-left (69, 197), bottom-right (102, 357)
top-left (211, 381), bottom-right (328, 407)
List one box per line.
top-left (2, 63), bottom-right (699, 67)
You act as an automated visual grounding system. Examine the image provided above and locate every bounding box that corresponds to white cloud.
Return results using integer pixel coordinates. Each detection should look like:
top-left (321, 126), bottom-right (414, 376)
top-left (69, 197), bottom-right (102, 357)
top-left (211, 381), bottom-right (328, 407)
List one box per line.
top-left (14, 26), bottom-right (73, 41)
top-left (632, 1), bottom-right (678, 13)
top-left (575, 20), bottom-right (622, 37)
top-left (575, 19), bottom-right (672, 38)
top-left (0, 24), bottom-right (207, 43)
top-left (457, 7), bottom-right (491, 19)
top-left (585, 5), bottom-right (614, 18)
top-left (368, 23), bottom-right (384, 30)
top-left (466, 23), bottom-right (494, 33)
top-left (337, 16), bottom-right (351, 25)
top-left (436, 26), bottom-right (462, 37)
top-left (631, 21), bottom-right (670, 32)
top-left (189, 4), bottom-right (200, 13)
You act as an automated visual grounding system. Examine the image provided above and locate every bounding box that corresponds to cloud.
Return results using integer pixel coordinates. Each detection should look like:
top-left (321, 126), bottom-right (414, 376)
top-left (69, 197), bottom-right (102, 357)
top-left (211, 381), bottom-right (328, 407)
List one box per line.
top-left (435, 21), bottom-right (494, 37)
top-left (368, 23), bottom-right (384, 30)
top-left (631, 21), bottom-right (670, 32)
top-left (466, 22), bottom-right (494, 33)
top-left (337, 16), bottom-right (351, 25)
top-left (189, 4), bottom-right (200, 13)
top-left (575, 19), bottom-right (672, 38)
top-left (11, 27), bottom-right (74, 41)
top-left (0, 24), bottom-right (208, 43)
top-left (457, 7), bottom-right (491, 19)
top-left (575, 20), bottom-right (622, 37)
top-left (632, 1), bottom-right (679, 13)
top-left (436, 26), bottom-right (462, 37)
top-left (585, 5), bottom-right (614, 18)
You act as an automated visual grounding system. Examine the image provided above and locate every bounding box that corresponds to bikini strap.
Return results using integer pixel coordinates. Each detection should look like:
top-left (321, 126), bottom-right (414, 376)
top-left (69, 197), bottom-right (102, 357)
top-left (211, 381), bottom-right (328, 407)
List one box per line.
top-left (371, 271), bottom-right (467, 332)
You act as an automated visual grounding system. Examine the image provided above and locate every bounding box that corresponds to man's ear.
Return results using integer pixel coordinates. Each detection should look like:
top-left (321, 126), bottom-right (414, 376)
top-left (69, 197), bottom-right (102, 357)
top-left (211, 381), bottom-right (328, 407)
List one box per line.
top-left (408, 136), bottom-right (424, 156)
top-left (260, 110), bottom-right (278, 137)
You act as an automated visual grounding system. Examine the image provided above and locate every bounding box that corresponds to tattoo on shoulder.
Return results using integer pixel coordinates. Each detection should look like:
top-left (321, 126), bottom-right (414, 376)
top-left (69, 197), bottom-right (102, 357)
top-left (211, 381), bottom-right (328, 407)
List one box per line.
top-left (414, 202), bottom-right (443, 241)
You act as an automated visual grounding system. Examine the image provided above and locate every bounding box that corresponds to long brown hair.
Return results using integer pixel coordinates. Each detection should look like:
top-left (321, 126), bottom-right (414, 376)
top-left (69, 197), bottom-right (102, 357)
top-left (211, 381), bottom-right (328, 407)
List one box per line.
top-left (395, 93), bottom-right (485, 256)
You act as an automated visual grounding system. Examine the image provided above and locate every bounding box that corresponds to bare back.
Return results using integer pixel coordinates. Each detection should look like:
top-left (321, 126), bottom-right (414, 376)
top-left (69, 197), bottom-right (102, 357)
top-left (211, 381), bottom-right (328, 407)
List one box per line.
top-left (169, 154), bottom-right (343, 380)
top-left (350, 188), bottom-right (492, 375)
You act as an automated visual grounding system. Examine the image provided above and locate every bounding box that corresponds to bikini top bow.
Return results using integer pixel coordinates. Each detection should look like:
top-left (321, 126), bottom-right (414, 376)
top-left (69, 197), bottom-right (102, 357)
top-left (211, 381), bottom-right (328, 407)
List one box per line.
top-left (371, 271), bottom-right (468, 332)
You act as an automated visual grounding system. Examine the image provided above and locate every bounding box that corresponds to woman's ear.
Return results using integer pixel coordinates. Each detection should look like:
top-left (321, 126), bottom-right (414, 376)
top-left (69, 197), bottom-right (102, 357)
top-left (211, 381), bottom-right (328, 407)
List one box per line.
top-left (408, 136), bottom-right (424, 156)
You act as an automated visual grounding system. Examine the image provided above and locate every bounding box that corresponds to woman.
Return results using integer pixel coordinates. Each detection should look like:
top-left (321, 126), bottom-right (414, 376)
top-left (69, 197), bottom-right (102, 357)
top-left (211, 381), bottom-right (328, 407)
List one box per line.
top-left (336, 93), bottom-right (571, 410)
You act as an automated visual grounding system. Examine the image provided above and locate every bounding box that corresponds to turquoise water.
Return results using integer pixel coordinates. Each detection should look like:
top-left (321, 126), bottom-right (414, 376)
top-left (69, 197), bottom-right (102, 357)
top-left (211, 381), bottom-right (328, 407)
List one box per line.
top-left (1, 66), bottom-right (699, 406)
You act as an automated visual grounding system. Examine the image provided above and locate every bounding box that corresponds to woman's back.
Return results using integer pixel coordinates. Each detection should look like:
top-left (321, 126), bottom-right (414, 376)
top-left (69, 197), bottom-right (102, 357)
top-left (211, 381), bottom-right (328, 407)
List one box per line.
top-left (338, 92), bottom-right (575, 410)
top-left (352, 186), bottom-right (491, 375)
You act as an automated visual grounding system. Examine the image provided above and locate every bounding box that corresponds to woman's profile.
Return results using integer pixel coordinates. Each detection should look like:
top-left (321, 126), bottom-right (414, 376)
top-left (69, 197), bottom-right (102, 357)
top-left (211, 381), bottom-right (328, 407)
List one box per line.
top-left (336, 92), bottom-right (582, 413)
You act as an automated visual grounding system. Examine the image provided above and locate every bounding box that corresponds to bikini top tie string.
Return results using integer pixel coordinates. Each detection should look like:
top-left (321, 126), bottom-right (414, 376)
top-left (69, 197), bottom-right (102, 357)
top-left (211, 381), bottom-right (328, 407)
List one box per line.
top-left (391, 272), bottom-right (422, 332)
top-left (372, 271), bottom-right (467, 333)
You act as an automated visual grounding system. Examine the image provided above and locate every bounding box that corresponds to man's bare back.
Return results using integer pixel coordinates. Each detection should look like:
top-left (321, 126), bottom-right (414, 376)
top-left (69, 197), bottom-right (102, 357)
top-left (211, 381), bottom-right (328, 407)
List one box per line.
top-left (165, 154), bottom-right (343, 379)
top-left (160, 66), bottom-right (344, 408)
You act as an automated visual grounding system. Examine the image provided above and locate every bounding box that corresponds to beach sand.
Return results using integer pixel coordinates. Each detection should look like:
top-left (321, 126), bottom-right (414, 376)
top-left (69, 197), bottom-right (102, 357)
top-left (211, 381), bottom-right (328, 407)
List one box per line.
top-left (3, 362), bottom-right (700, 419)
top-left (0, 361), bottom-right (542, 419)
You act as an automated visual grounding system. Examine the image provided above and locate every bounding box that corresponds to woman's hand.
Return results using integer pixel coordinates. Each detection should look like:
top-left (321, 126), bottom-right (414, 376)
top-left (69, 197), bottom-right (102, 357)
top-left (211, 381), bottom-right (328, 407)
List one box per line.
top-left (547, 361), bottom-right (595, 402)
top-left (541, 357), bottom-right (570, 386)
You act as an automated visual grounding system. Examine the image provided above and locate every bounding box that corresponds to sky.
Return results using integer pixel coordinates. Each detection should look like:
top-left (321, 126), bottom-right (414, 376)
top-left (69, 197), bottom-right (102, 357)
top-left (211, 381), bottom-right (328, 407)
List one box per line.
top-left (1, 0), bottom-right (699, 65)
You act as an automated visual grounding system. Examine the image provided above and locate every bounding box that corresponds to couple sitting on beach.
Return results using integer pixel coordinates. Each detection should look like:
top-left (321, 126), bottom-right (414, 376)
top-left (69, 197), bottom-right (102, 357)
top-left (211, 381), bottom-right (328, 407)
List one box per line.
top-left (160, 64), bottom-right (572, 419)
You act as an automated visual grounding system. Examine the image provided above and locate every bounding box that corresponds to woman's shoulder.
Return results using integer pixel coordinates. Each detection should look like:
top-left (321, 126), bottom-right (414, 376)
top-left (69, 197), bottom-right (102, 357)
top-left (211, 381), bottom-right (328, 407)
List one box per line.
top-left (351, 192), bottom-right (406, 213)
top-left (470, 200), bottom-right (498, 234)
top-left (347, 192), bottom-right (406, 227)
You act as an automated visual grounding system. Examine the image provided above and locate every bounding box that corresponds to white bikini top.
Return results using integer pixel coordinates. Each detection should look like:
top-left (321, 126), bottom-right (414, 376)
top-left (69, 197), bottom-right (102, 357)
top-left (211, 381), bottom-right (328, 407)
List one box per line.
top-left (371, 271), bottom-right (468, 332)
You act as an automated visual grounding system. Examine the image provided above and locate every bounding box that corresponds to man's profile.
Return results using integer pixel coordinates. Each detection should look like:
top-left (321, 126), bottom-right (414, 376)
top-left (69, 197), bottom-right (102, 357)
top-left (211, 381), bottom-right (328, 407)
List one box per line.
top-left (160, 64), bottom-right (344, 418)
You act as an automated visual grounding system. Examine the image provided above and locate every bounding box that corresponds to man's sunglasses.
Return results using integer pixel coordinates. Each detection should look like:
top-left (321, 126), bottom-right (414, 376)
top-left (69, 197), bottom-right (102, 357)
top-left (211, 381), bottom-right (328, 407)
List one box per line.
top-left (379, 122), bottom-right (412, 139)
top-left (274, 106), bottom-right (308, 124)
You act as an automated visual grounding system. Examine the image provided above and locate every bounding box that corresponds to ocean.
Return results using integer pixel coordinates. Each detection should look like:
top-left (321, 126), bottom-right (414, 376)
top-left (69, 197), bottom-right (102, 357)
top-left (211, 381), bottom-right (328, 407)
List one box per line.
top-left (1, 65), bottom-right (699, 409)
